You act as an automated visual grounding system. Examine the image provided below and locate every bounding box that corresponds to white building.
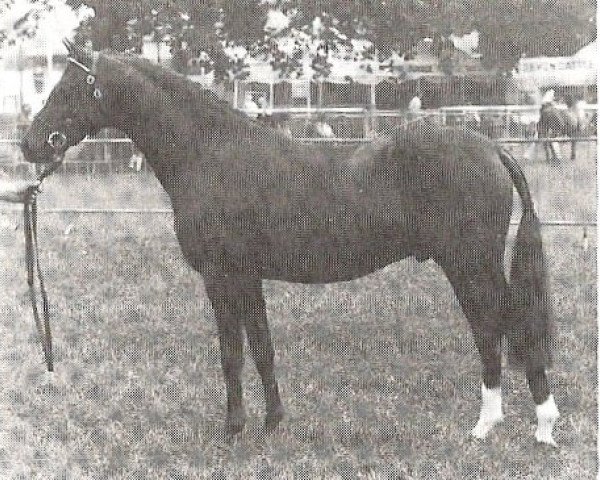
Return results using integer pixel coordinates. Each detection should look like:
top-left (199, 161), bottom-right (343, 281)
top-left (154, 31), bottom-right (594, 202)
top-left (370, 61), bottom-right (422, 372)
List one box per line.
top-left (0, 2), bottom-right (91, 116)
top-left (512, 40), bottom-right (597, 102)
top-left (0, 42), bottom-right (66, 116)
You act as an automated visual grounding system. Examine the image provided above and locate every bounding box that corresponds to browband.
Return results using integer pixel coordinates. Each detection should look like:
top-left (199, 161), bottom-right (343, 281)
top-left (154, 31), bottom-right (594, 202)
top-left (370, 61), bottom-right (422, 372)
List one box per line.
top-left (67, 56), bottom-right (96, 75)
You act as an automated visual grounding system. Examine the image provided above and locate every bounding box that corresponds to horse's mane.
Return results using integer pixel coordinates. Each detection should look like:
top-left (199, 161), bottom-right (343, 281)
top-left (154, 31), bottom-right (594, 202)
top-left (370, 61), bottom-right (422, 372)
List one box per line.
top-left (106, 52), bottom-right (296, 147)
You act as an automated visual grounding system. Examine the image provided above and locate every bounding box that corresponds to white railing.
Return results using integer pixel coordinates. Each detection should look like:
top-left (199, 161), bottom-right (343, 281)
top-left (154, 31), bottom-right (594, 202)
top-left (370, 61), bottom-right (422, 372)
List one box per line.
top-left (0, 105), bottom-right (596, 173)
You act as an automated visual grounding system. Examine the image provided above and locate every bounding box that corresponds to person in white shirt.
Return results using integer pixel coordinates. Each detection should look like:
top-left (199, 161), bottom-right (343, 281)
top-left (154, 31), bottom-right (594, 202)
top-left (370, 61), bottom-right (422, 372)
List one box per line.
top-left (408, 95), bottom-right (422, 122)
top-left (571, 97), bottom-right (587, 131)
top-left (243, 93), bottom-right (260, 119)
top-left (128, 147), bottom-right (145, 172)
top-left (314, 119), bottom-right (335, 138)
top-left (408, 95), bottom-right (422, 113)
top-left (540, 89), bottom-right (555, 106)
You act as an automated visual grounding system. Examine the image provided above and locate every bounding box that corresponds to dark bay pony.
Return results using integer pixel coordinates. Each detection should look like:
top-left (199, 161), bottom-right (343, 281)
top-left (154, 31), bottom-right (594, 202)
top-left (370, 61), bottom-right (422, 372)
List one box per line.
top-left (21, 44), bottom-right (559, 446)
top-left (537, 102), bottom-right (580, 162)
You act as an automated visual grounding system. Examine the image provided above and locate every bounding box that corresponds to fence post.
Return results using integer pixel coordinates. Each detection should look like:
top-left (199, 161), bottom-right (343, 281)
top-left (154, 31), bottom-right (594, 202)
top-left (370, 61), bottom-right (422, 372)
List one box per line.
top-left (576, 226), bottom-right (589, 321)
top-left (233, 80), bottom-right (239, 110)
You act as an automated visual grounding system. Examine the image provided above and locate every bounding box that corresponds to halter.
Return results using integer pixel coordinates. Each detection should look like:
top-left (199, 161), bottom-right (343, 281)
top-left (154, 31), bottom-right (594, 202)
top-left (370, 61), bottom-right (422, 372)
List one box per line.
top-left (67, 56), bottom-right (103, 99)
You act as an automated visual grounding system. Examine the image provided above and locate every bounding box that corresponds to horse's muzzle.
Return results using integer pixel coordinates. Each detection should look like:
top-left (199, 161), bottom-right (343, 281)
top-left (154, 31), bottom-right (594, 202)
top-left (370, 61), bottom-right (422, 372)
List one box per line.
top-left (20, 137), bottom-right (39, 163)
top-left (21, 135), bottom-right (65, 164)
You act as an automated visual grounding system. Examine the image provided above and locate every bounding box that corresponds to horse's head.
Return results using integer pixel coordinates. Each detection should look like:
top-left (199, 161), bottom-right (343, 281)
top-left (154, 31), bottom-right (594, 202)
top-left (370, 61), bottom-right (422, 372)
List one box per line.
top-left (21, 40), bottom-right (107, 163)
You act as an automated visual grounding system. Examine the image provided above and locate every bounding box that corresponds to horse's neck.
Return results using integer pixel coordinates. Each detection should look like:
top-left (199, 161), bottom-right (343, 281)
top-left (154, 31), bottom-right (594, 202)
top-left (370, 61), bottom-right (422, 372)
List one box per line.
top-left (103, 66), bottom-right (222, 196)
top-left (104, 74), bottom-right (163, 157)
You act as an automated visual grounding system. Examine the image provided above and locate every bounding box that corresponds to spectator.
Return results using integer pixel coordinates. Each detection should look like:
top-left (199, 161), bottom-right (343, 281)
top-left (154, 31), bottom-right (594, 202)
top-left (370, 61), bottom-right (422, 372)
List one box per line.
top-left (407, 95), bottom-right (422, 121)
top-left (17, 104), bottom-right (31, 128)
top-left (408, 95), bottom-right (422, 113)
top-left (313, 113), bottom-right (336, 138)
top-left (524, 90), bottom-right (554, 160)
top-left (243, 93), bottom-right (260, 119)
top-left (256, 96), bottom-right (271, 120)
top-left (541, 89), bottom-right (555, 107)
top-left (128, 146), bottom-right (145, 172)
top-left (569, 95), bottom-right (587, 132)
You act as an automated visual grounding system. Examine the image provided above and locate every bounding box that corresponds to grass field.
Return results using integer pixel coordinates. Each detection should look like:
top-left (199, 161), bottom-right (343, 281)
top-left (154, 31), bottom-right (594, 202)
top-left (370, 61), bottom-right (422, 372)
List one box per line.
top-left (0, 144), bottom-right (596, 479)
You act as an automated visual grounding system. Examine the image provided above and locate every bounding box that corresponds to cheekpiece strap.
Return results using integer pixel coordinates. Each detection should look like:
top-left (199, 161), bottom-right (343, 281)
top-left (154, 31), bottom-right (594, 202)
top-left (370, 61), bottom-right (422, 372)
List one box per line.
top-left (67, 56), bottom-right (101, 98)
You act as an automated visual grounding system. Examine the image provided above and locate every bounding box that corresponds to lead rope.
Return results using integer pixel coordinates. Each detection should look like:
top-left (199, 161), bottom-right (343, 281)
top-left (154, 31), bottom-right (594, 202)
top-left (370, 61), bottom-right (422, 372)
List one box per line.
top-left (24, 160), bottom-right (63, 372)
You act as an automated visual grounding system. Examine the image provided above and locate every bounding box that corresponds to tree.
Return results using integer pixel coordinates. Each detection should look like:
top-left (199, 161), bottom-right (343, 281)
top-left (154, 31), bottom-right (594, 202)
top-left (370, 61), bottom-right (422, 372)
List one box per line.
top-left (65, 0), bottom-right (270, 80)
top-left (66, 0), bottom-right (596, 81)
top-left (0, 0), bottom-right (57, 47)
top-left (470, 0), bottom-right (597, 70)
top-left (270, 0), bottom-right (596, 72)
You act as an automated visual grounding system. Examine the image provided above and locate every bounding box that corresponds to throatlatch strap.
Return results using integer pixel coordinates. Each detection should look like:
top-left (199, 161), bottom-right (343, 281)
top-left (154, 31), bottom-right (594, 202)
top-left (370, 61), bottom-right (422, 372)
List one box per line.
top-left (24, 197), bottom-right (53, 372)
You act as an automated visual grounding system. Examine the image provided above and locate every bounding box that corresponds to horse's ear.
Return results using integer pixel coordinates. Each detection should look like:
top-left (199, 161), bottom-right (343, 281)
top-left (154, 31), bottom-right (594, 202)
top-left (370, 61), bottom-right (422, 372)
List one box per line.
top-left (62, 38), bottom-right (75, 54)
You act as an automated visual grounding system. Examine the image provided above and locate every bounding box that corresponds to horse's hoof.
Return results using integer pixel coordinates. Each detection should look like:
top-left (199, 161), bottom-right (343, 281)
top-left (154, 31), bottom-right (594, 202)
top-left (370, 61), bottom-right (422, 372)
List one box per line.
top-left (535, 395), bottom-right (559, 448)
top-left (225, 411), bottom-right (246, 439)
top-left (535, 430), bottom-right (558, 448)
top-left (265, 406), bottom-right (285, 433)
top-left (471, 415), bottom-right (503, 440)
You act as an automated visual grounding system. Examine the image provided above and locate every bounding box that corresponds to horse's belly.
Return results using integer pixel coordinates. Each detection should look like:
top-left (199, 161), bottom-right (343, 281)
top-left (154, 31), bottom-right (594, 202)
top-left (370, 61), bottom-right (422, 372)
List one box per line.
top-left (256, 229), bottom-right (412, 283)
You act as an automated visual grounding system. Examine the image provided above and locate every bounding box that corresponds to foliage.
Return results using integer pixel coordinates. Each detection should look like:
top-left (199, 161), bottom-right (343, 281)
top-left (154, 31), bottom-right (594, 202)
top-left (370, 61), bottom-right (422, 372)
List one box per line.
top-left (5, 0), bottom-right (596, 80)
top-left (0, 0), bottom-right (57, 46)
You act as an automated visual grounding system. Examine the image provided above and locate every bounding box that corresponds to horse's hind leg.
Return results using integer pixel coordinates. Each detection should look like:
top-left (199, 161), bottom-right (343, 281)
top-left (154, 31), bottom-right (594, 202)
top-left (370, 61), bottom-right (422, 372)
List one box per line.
top-left (544, 141), bottom-right (559, 163)
top-left (526, 350), bottom-right (559, 446)
top-left (435, 248), bottom-right (507, 439)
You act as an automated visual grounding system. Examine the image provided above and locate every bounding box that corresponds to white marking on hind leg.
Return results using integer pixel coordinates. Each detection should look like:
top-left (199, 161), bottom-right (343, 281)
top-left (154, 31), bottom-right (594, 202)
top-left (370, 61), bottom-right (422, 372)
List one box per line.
top-left (535, 394), bottom-right (559, 447)
top-left (471, 383), bottom-right (504, 439)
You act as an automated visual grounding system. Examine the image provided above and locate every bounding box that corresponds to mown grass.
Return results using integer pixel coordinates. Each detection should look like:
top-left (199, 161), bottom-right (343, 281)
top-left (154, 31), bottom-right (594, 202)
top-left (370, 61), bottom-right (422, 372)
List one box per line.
top-left (0, 146), bottom-right (596, 479)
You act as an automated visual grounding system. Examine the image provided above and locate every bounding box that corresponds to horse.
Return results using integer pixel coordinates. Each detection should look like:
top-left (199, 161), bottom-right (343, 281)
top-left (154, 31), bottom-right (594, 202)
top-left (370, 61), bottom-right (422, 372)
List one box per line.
top-left (537, 102), bottom-right (580, 163)
top-left (20, 43), bottom-right (559, 446)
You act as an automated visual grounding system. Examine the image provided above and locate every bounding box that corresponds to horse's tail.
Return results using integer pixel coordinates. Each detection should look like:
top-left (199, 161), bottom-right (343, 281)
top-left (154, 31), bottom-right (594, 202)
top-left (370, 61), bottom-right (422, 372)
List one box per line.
top-left (497, 147), bottom-right (553, 368)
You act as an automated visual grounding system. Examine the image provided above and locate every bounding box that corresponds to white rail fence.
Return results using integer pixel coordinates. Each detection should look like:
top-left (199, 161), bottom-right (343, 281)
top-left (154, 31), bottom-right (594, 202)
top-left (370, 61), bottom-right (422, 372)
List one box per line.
top-left (0, 105), bottom-right (596, 175)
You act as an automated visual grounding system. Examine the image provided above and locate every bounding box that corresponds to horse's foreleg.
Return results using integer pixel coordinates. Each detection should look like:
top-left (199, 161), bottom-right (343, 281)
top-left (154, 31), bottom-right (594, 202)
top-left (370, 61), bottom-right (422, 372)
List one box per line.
top-left (238, 278), bottom-right (284, 432)
top-left (204, 276), bottom-right (247, 437)
top-left (204, 275), bottom-right (283, 435)
top-left (542, 141), bottom-right (550, 163)
top-left (571, 139), bottom-right (576, 161)
top-left (436, 250), bottom-right (507, 440)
